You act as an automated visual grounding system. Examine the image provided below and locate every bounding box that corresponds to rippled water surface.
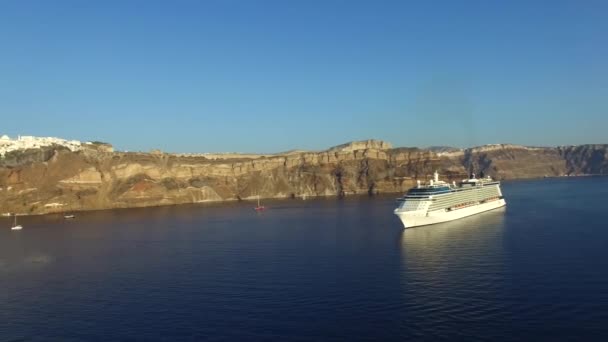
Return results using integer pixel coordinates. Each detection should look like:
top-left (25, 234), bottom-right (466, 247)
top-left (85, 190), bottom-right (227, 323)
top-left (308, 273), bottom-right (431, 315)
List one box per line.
top-left (2, 177), bottom-right (608, 340)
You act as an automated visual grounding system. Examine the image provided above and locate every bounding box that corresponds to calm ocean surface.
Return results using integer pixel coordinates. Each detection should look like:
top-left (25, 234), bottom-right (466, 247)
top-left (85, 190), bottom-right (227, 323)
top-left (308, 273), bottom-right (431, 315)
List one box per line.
top-left (2, 177), bottom-right (608, 341)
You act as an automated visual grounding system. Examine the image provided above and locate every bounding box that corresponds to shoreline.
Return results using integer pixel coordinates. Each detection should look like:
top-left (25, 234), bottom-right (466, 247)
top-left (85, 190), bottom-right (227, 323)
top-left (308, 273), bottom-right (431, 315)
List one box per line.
top-left (4, 174), bottom-right (606, 218)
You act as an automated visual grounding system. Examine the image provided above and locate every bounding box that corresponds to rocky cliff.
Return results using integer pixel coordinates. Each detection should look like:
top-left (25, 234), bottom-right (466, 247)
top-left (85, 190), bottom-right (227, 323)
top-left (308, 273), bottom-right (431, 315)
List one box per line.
top-left (1, 140), bottom-right (606, 215)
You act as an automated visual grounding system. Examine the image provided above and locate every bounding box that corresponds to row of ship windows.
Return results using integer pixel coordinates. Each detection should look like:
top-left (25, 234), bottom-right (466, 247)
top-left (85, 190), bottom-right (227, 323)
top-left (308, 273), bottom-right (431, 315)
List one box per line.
top-left (430, 196), bottom-right (502, 211)
top-left (431, 196), bottom-right (499, 207)
top-left (433, 193), bottom-right (499, 202)
top-left (404, 190), bottom-right (499, 202)
top-left (436, 189), bottom-right (500, 197)
top-left (405, 193), bottom-right (499, 203)
top-left (407, 188), bottom-right (499, 197)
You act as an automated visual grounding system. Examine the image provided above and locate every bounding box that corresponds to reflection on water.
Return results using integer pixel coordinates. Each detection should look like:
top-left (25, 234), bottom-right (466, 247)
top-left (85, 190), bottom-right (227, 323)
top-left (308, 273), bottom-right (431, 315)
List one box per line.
top-left (397, 208), bottom-right (509, 339)
top-left (400, 207), bottom-right (507, 261)
top-left (400, 207), bottom-right (507, 286)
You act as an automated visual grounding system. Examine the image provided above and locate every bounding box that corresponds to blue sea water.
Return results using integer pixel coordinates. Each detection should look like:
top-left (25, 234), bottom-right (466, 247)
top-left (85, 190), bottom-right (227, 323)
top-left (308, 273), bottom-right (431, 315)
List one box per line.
top-left (1, 177), bottom-right (608, 341)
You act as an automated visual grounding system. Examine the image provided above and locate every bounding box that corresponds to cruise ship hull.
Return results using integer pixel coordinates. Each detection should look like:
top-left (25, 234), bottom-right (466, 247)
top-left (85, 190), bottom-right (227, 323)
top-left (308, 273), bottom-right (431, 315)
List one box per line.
top-left (394, 198), bottom-right (506, 229)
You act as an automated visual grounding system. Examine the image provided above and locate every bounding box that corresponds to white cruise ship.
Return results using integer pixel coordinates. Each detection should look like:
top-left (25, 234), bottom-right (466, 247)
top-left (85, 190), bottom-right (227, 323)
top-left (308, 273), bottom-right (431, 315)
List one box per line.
top-left (394, 171), bottom-right (506, 228)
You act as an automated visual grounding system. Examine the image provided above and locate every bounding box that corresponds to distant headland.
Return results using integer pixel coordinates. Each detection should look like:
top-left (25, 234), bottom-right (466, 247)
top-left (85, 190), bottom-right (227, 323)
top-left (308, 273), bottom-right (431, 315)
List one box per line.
top-left (1, 135), bottom-right (606, 215)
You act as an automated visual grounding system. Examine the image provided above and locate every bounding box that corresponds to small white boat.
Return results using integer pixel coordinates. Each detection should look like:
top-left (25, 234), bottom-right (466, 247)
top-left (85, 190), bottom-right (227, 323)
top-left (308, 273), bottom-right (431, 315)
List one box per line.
top-left (63, 204), bottom-right (76, 219)
top-left (11, 214), bottom-right (22, 230)
top-left (254, 195), bottom-right (266, 211)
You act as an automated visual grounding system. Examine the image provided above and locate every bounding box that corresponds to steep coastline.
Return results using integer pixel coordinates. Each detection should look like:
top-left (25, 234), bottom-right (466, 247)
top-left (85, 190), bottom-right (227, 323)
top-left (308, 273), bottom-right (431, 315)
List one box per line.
top-left (1, 140), bottom-right (607, 215)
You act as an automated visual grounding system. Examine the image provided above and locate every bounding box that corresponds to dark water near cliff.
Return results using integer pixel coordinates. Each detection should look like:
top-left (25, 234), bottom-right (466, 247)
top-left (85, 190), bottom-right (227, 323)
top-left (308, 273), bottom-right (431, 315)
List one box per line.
top-left (2, 177), bottom-right (608, 341)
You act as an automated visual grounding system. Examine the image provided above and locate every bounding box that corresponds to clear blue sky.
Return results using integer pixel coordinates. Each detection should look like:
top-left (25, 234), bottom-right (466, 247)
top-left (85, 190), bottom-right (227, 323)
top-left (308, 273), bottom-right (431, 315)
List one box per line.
top-left (1, 0), bottom-right (606, 152)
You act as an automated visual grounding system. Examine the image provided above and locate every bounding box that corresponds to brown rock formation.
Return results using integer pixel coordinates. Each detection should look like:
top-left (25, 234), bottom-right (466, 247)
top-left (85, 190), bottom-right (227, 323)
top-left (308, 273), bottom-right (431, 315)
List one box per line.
top-left (0, 140), bottom-right (606, 215)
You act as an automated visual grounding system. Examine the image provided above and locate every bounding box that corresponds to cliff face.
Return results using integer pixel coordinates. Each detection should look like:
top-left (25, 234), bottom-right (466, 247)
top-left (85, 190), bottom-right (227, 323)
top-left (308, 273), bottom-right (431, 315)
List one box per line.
top-left (558, 145), bottom-right (608, 175)
top-left (1, 140), bottom-right (606, 215)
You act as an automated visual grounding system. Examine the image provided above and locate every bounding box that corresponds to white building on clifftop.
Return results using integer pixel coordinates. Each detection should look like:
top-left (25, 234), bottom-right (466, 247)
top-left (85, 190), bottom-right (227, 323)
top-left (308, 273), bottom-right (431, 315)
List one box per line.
top-left (0, 135), bottom-right (82, 157)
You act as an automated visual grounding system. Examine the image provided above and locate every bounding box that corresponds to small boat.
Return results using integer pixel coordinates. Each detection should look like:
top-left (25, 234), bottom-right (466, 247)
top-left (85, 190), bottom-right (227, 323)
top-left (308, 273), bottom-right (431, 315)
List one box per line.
top-left (11, 214), bottom-right (22, 230)
top-left (63, 204), bottom-right (76, 219)
top-left (254, 195), bottom-right (266, 211)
